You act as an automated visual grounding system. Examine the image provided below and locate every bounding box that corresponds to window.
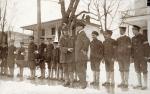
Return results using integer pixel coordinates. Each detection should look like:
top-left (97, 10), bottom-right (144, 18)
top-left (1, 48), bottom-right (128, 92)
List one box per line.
top-left (41, 29), bottom-right (45, 36)
top-left (51, 27), bottom-right (56, 35)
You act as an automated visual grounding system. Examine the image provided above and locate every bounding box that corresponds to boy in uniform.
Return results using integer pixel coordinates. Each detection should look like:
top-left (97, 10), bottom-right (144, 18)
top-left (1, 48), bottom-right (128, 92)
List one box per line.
top-left (102, 30), bottom-right (117, 86)
top-left (117, 27), bottom-right (131, 88)
top-left (90, 31), bottom-right (103, 85)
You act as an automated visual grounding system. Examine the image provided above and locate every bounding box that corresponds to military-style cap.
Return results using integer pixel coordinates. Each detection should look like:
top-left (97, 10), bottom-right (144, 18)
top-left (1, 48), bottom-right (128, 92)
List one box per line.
top-left (29, 36), bottom-right (34, 39)
top-left (119, 26), bottom-right (126, 30)
top-left (76, 21), bottom-right (85, 27)
top-left (20, 42), bottom-right (24, 44)
top-left (105, 30), bottom-right (113, 35)
top-left (92, 31), bottom-right (99, 36)
top-left (132, 25), bottom-right (140, 30)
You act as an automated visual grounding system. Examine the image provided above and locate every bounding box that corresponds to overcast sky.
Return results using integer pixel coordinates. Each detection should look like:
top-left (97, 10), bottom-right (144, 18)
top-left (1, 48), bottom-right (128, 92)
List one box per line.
top-left (3, 0), bottom-right (133, 34)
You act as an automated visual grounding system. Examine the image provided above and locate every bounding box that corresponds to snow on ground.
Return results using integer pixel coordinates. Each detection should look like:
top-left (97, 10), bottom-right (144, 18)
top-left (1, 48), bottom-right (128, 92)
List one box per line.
top-left (0, 62), bottom-right (150, 94)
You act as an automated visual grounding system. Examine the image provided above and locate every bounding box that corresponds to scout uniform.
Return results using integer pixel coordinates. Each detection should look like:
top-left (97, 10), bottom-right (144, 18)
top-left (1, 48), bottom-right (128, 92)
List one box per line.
top-left (38, 38), bottom-right (47, 79)
top-left (132, 25), bottom-right (149, 90)
top-left (46, 38), bottom-right (54, 79)
top-left (90, 31), bottom-right (103, 85)
top-left (28, 36), bottom-right (37, 79)
top-left (7, 40), bottom-right (16, 77)
top-left (59, 30), bottom-right (74, 87)
top-left (16, 42), bottom-right (26, 77)
top-left (117, 27), bottom-right (131, 88)
top-left (102, 30), bottom-right (117, 86)
top-left (75, 21), bottom-right (90, 89)
top-left (52, 42), bottom-right (60, 79)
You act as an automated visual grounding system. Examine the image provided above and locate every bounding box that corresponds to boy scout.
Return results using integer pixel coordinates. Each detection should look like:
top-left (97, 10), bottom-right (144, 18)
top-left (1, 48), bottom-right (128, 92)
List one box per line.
top-left (59, 27), bottom-right (74, 87)
top-left (46, 37), bottom-right (54, 79)
top-left (38, 37), bottom-right (47, 79)
top-left (75, 21), bottom-right (90, 89)
top-left (52, 41), bottom-right (60, 79)
top-left (28, 36), bottom-right (37, 80)
top-left (7, 39), bottom-right (16, 77)
top-left (117, 27), bottom-right (131, 88)
top-left (132, 25), bottom-right (149, 90)
top-left (16, 42), bottom-right (26, 78)
top-left (102, 30), bottom-right (116, 86)
top-left (90, 31), bottom-right (103, 85)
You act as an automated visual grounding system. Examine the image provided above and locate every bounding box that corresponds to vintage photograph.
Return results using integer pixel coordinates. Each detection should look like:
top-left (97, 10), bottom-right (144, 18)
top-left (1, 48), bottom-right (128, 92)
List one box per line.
top-left (0, 0), bottom-right (150, 94)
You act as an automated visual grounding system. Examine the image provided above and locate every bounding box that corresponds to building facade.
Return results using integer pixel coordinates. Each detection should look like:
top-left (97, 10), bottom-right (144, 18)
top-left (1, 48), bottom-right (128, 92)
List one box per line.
top-left (21, 19), bottom-right (103, 43)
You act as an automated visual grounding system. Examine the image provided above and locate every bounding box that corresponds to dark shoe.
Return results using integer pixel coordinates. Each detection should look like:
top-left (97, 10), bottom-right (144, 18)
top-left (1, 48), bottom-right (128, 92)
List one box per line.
top-left (110, 83), bottom-right (115, 87)
top-left (27, 77), bottom-right (35, 80)
top-left (123, 84), bottom-right (128, 88)
top-left (118, 83), bottom-right (124, 87)
top-left (63, 82), bottom-right (70, 87)
top-left (102, 82), bottom-right (110, 86)
top-left (141, 86), bottom-right (147, 90)
top-left (133, 85), bottom-right (142, 89)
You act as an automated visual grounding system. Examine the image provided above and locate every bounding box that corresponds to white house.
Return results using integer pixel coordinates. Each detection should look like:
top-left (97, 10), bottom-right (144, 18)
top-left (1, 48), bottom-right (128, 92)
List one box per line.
top-left (21, 19), bottom-right (104, 43)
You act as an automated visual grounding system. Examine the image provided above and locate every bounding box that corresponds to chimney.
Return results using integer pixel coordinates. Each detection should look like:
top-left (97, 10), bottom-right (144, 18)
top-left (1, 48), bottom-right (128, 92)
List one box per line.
top-left (85, 15), bottom-right (90, 23)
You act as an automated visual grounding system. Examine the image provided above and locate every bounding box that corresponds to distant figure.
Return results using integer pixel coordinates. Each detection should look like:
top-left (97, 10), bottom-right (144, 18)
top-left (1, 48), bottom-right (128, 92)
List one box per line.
top-left (90, 31), bottom-right (103, 86)
top-left (16, 42), bottom-right (26, 78)
top-left (132, 25), bottom-right (149, 90)
top-left (75, 21), bottom-right (90, 89)
top-left (28, 36), bottom-right (37, 80)
top-left (46, 37), bottom-right (54, 79)
top-left (116, 27), bottom-right (131, 88)
top-left (7, 39), bottom-right (16, 77)
top-left (0, 42), bottom-right (8, 75)
top-left (37, 37), bottom-right (47, 79)
top-left (52, 41), bottom-right (60, 79)
top-left (102, 30), bottom-right (117, 86)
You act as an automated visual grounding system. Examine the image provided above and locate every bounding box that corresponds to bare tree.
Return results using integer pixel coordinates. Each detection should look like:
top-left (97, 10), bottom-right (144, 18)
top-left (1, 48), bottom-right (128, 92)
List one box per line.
top-left (59, 0), bottom-right (90, 33)
top-left (0, 0), bottom-right (8, 44)
top-left (86, 0), bottom-right (122, 32)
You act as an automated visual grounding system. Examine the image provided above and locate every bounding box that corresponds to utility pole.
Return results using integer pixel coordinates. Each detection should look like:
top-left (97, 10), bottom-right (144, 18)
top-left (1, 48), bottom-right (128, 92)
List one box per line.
top-left (37, 0), bottom-right (42, 45)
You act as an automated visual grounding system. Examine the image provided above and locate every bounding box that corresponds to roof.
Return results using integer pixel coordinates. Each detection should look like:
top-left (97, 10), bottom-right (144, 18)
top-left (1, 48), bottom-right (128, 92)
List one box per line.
top-left (21, 18), bottom-right (100, 31)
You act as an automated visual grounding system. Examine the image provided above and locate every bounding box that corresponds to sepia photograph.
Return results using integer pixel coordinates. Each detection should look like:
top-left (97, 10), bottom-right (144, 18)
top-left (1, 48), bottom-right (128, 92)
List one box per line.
top-left (0, 0), bottom-right (150, 94)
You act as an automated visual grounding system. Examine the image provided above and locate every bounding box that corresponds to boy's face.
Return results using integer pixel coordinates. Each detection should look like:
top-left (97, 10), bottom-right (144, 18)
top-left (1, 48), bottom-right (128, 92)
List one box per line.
top-left (29, 38), bottom-right (34, 43)
top-left (92, 34), bottom-right (97, 39)
top-left (132, 28), bottom-right (139, 36)
top-left (20, 43), bottom-right (24, 47)
top-left (120, 29), bottom-right (126, 35)
top-left (104, 34), bottom-right (111, 39)
top-left (40, 39), bottom-right (44, 43)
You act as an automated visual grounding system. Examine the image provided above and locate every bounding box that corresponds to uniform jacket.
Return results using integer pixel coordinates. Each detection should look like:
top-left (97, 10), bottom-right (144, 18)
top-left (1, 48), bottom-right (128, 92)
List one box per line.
top-left (37, 43), bottom-right (47, 60)
top-left (46, 43), bottom-right (54, 61)
top-left (75, 31), bottom-right (90, 62)
top-left (16, 47), bottom-right (25, 60)
top-left (28, 42), bottom-right (37, 61)
top-left (53, 47), bottom-right (60, 63)
top-left (90, 38), bottom-right (103, 62)
top-left (116, 35), bottom-right (131, 61)
top-left (59, 35), bottom-right (74, 63)
top-left (131, 34), bottom-right (145, 60)
top-left (103, 38), bottom-right (117, 60)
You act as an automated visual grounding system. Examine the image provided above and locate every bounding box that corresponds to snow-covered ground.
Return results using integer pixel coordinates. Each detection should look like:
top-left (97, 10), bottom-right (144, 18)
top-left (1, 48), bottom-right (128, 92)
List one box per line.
top-left (0, 62), bottom-right (150, 94)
